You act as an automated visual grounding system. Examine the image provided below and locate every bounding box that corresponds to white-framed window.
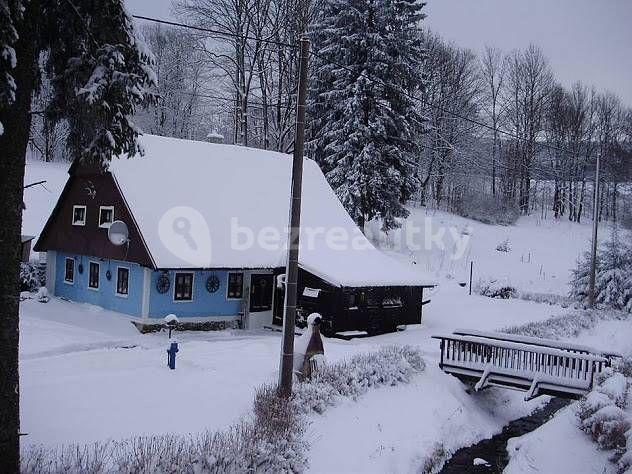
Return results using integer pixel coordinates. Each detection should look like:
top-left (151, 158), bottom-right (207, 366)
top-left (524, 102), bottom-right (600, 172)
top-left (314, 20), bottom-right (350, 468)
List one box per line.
top-left (173, 272), bottom-right (194, 302)
top-left (116, 266), bottom-right (129, 297)
top-left (72, 205), bottom-right (87, 226)
top-left (88, 261), bottom-right (100, 290)
top-left (64, 257), bottom-right (74, 284)
top-left (226, 272), bottom-right (244, 299)
top-left (99, 206), bottom-right (114, 228)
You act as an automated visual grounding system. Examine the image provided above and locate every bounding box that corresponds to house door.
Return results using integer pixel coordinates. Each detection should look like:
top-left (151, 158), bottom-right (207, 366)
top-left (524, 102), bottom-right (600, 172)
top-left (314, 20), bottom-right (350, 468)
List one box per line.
top-left (249, 273), bottom-right (274, 313)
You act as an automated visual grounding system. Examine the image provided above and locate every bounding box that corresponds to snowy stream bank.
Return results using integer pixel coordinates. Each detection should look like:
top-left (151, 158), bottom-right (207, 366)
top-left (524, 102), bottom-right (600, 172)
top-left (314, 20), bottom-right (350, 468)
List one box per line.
top-left (439, 397), bottom-right (570, 473)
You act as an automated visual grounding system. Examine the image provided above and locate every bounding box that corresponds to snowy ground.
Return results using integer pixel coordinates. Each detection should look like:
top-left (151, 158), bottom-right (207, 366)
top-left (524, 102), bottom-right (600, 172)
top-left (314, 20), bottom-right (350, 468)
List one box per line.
top-left (21, 283), bottom-right (629, 472)
top-left (20, 283), bottom-right (561, 447)
top-left (371, 205), bottom-right (598, 296)
top-left (504, 404), bottom-right (615, 474)
top-left (18, 160), bottom-right (631, 472)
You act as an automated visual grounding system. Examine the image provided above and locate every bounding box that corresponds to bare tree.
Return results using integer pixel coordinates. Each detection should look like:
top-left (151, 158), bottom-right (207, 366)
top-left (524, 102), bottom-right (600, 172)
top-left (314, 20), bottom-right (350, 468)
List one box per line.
top-left (503, 45), bottom-right (553, 213)
top-left (135, 25), bottom-right (208, 140)
top-left (479, 46), bottom-right (505, 196)
top-left (417, 33), bottom-right (481, 208)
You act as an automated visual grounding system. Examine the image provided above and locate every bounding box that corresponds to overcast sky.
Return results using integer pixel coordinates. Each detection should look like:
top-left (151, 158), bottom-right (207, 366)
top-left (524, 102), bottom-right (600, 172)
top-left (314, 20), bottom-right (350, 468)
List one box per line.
top-left (126, 0), bottom-right (632, 108)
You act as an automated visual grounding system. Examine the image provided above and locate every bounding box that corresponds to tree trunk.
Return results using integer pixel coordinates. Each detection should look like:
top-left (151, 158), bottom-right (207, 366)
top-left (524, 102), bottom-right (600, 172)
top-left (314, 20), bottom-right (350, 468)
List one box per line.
top-left (0, 5), bottom-right (39, 471)
top-left (612, 182), bottom-right (618, 221)
top-left (577, 179), bottom-right (586, 224)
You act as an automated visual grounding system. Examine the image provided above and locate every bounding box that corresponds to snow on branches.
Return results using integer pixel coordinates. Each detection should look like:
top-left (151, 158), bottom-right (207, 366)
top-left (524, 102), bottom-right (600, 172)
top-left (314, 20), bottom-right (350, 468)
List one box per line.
top-left (0, 0), bottom-right (24, 136)
top-left (308, 0), bottom-right (427, 231)
top-left (570, 227), bottom-right (632, 313)
top-left (45, 0), bottom-right (158, 166)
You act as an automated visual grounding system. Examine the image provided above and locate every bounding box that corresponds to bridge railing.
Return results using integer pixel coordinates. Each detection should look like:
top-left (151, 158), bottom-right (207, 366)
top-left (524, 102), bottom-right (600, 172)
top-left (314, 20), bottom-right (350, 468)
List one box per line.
top-left (432, 332), bottom-right (615, 399)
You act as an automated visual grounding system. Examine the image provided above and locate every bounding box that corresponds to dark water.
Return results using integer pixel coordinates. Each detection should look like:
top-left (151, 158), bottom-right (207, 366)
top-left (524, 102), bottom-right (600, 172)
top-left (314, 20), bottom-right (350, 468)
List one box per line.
top-left (439, 397), bottom-right (571, 473)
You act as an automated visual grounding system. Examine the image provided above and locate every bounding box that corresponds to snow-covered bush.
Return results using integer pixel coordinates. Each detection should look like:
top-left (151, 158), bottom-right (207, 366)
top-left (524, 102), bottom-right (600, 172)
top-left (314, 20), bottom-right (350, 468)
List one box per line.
top-left (23, 403), bottom-right (307, 474)
top-left (577, 372), bottom-right (630, 459)
top-left (293, 345), bottom-right (425, 415)
top-left (476, 278), bottom-right (517, 299)
top-left (581, 405), bottom-right (630, 451)
top-left (503, 309), bottom-right (630, 340)
top-left (518, 291), bottom-right (575, 307)
top-left (618, 355), bottom-right (632, 378)
top-left (496, 238), bottom-right (511, 252)
top-left (20, 262), bottom-right (40, 291)
top-left (619, 430), bottom-right (632, 473)
top-left (454, 191), bottom-right (520, 226)
top-left (570, 229), bottom-right (632, 313)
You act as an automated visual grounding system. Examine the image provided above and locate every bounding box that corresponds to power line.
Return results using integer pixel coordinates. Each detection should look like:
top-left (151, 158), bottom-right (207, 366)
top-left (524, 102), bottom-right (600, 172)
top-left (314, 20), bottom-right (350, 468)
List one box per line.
top-left (131, 15), bottom-right (296, 49)
top-left (308, 48), bottom-right (594, 162)
top-left (132, 13), bottom-right (597, 168)
top-left (170, 89), bottom-right (294, 111)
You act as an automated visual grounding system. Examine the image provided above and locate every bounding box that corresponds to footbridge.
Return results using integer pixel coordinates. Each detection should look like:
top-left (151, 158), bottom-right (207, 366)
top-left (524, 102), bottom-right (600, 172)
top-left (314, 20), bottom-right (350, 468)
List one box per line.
top-left (432, 329), bottom-right (621, 400)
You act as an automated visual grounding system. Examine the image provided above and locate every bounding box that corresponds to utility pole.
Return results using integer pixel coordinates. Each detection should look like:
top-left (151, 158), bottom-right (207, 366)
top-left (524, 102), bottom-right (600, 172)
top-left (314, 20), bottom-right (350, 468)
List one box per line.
top-left (278, 36), bottom-right (310, 398)
top-left (588, 152), bottom-right (601, 308)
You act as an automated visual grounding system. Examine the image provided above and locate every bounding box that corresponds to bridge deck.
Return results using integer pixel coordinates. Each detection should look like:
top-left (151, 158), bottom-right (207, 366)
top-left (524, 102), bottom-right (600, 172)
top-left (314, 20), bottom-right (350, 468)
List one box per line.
top-left (432, 331), bottom-right (618, 400)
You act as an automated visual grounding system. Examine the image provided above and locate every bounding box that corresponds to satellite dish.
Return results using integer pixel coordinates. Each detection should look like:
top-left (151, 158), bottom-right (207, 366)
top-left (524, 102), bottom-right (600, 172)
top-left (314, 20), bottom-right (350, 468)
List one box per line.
top-left (108, 220), bottom-right (129, 246)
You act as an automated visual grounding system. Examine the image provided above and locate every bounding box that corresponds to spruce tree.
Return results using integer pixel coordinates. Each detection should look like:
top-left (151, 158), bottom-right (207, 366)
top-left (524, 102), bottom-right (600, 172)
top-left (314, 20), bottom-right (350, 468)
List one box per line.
top-left (570, 227), bottom-right (632, 311)
top-left (308, 0), bottom-right (426, 231)
top-left (0, 1), bottom-right (156, 468)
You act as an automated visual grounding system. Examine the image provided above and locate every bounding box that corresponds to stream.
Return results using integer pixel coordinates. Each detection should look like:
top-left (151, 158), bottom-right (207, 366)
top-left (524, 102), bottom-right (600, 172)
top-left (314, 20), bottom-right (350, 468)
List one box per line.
top-left (439, 397), bottom-right (572, 473)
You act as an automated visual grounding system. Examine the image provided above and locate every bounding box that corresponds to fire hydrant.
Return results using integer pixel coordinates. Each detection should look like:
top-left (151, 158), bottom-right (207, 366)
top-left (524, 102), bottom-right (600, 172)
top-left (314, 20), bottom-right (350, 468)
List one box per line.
top-left (164, 314), bottom-right (179, 370)
top-left (167, 342), bottom-right (179, 370)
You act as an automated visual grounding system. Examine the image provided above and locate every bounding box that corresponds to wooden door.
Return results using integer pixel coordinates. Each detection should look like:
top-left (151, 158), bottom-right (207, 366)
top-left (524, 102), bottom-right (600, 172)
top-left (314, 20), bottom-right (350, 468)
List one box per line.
top-left (249, 274), bottom-right (274, 312)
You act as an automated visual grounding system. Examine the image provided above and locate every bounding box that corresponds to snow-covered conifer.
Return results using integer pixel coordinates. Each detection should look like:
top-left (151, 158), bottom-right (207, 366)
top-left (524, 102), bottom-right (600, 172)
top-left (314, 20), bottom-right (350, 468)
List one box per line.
top-left (308, 0), bottom-right (427, 231)
top-left (570, 227), bottom-right (632, 312)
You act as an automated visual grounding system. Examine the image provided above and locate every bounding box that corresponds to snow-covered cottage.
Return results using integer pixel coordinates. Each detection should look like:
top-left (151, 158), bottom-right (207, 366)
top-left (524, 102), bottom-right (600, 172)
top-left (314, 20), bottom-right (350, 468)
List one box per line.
top-left (35, 135), bottom-right (434, 334)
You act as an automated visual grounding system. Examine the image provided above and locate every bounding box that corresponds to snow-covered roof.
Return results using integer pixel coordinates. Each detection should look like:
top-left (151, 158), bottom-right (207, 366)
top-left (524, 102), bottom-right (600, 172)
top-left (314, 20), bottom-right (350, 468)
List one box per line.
top-left (109, 135), bottom-right (434, 287)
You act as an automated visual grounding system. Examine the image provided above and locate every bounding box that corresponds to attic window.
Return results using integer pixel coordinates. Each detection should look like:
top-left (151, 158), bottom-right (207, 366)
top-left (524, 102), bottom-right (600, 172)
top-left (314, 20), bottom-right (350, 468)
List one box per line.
top-left (99, 206), bottom-right (114, 228)
top-left (72, 205), bottom-right (86, 226)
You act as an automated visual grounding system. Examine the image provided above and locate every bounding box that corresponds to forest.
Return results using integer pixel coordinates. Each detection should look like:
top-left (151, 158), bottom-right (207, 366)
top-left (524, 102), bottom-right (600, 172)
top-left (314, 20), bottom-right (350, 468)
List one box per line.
top-left (27, 0), bottom-right (632, 230)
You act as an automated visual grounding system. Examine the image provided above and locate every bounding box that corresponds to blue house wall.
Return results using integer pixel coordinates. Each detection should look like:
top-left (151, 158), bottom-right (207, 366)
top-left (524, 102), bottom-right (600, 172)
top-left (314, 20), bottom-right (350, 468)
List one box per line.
top-left (53, 252), bottom-right (248, 319)
top-left (55, 252), bottom-right (144, 316)
top-left (147, 270), bottom-right (244, 319)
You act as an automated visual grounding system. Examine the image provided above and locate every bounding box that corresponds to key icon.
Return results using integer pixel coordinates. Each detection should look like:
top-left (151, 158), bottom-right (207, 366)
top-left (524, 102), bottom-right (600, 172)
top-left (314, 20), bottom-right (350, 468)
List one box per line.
top-left (158, 206), bottom-right (212, 267)
top-left (173, 217), bottom-right (197, 250)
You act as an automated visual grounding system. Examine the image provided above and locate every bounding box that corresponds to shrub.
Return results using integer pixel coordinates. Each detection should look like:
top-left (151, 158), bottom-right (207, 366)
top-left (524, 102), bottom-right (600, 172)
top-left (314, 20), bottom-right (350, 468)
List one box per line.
top-left (503, 310), bottom-right (630, 340)
top-left (619, 430), bottom-right (632, 473)
top-left (20, 262), bottom-right (40, 292)
top-left (292, 345), bottom-right (425, 415)
top-left (476, 278), bottom-right (517, 299)
top-left (570, 229), bottom-right (632, 313)
top-left (454, 191), bottom-right (520, 226)
top-left (618, 355), bottom-right (632, 378)
top-left (496, 239), bottom-right (511, 252)
top-left (577, 372), bottom-right (630, 458)
top-left (580, 405), bottom-right (630, 450)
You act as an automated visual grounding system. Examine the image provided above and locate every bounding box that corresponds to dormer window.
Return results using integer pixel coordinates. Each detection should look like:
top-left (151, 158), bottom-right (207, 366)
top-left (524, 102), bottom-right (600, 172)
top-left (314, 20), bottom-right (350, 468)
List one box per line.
top-left (99, 206), bottom-right (114, 228)
top-left (72, 205), bottom-right (86, 226)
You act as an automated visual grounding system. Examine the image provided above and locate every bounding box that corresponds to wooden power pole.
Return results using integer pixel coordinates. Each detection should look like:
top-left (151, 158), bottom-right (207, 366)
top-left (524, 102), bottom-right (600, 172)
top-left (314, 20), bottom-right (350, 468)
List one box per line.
top-left (588, 152), bottom-right (601, 308)
top-left (278, 36), bottom-right (310, 397)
